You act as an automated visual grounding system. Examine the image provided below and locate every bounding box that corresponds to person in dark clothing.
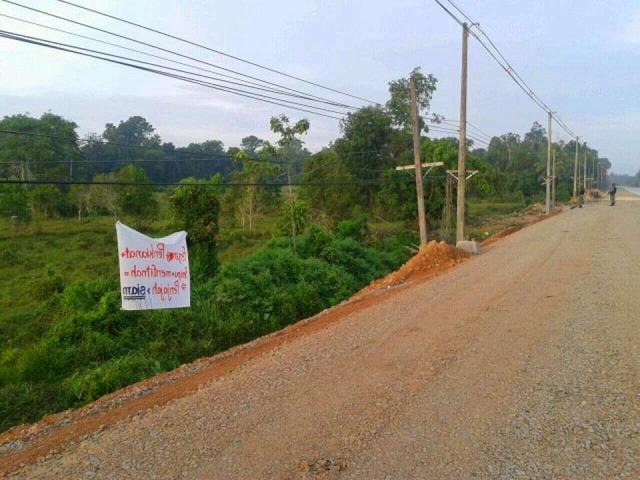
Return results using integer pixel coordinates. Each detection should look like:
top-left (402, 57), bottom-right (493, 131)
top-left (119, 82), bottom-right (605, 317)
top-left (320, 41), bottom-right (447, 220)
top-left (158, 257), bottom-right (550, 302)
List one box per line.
top-left (578, 186), bottom-right (585, 208)
top-left (609, 183), bottom-right (617, 206)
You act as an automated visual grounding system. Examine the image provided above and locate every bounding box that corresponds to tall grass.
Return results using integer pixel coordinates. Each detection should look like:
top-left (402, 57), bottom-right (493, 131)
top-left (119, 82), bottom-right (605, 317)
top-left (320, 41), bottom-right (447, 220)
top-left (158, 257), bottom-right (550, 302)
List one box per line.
top-left (0, 216), bottom-right (413, 432)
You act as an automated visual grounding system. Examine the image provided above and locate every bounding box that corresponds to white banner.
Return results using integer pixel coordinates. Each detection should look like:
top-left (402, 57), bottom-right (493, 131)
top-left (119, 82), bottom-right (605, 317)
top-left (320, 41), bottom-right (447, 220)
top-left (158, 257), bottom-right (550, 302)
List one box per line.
top-left (116, 221), bottom-right (190, 310)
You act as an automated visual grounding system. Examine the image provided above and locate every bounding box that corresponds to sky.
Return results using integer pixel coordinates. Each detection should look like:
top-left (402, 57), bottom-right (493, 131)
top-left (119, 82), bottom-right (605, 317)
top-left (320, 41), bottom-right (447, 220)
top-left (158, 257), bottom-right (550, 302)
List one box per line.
top-left (0, 0), bottom-right (639, 173)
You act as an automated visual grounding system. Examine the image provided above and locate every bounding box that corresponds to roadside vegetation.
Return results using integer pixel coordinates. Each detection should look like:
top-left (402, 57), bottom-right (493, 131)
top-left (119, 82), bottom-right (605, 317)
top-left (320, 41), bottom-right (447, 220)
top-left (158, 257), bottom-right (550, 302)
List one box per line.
top-left (0, 68), bottom-right (611, 432)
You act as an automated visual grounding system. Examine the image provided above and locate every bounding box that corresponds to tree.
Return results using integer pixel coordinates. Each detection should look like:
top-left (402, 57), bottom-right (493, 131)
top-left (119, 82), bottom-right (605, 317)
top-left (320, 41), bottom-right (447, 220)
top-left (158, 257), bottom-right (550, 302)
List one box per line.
top-left (269, 115), bottom-right (310, 253)
top-left (230, 150), bottom-right (281, 231)
top-left (68, 184), bottom-right (91, 222)
top-left (99, 116), bottom-right (164, 180)
top-left (102, 116), bottom-right (160, 148)
top-left (88, 172), bottom-right (119, 218)
top-left (114, 165), bottom-right (158, 217)
top-left (488, 133), bottom-right (520, 172)
top-left (335, 106), bottom-right (395, 207)
top-left (0, 113), bottom-right (80, 181)
top-left (30, 185), bottom-right (67, 218)
top-left (299, 149), bottom-right (355, 225)
top-left (240, 135), bottom-right (264, 158)
top-left (386, 67), bottom-right (438, 133)
top-left (184, 140), bottom-right (228, 179)
top-left (169, 177), bottom-right (220, 277)
top-left (0, 183), bottom-right (30, 221)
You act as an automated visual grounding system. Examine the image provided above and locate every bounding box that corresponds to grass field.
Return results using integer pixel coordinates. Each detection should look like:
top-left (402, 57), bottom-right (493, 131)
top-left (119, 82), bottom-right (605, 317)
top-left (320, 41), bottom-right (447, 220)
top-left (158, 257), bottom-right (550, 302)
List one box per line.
top-left (0, 198), bottom-right (531, 432)
top-left (0, 217), bottom-right (118, 350)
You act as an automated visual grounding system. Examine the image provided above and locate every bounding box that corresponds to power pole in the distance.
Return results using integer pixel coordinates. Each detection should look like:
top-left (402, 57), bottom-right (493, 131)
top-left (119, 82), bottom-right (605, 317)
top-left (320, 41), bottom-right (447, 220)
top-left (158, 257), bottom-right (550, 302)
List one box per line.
top-left (546, 111), bottom-right (552, 215)
top-left (573, 136), bottom-right (579, 198)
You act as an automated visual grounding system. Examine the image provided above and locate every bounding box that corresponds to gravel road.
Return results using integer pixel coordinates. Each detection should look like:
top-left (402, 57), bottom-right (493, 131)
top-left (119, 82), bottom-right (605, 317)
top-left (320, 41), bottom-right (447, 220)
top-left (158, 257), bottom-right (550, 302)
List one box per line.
top-left (7, 192), bottom-right (640, 479)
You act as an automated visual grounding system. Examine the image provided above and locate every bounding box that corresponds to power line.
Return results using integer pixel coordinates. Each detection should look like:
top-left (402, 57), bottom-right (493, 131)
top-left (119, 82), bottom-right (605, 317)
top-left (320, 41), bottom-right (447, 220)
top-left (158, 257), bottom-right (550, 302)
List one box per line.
top-left (0, 13), bottom-right (355, 108)
top-left (0, 178), bottom-right (435, 188)
top-left (0, 30), bottom-right (346, 120)
top-left (432, 0), bottom-right (464, 26)
top-left (432, 0), bottom-right (578, 140)
top-left (466, 121), bottom-right (492, 141)
top-left (56, 0), bottom-right (379, 105)
top-left (427, 125), bottom-right (489, 146)
top-left (432, 119), bottom-right (492, 142)
top-left (0, 30), bottom-right (350, 115)
top-left (0, 128), bottom-right (297, 165)
top-left (430, 115), bottom-right (493, 142)
top-left (1, 0), bottom-right (357, 109)
top-left (0, 130), bottom-right (410, 173)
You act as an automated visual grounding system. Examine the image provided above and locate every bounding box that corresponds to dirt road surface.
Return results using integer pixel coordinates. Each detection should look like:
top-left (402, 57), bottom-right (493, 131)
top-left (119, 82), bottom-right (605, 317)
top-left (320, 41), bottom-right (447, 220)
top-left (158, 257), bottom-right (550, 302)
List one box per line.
top-left (5, 192), bottom-right (640, 479)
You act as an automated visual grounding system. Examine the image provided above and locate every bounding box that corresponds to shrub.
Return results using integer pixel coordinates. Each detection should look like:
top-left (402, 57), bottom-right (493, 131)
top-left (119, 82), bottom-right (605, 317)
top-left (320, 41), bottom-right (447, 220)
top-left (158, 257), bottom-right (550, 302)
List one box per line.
top-left (61, 279), bottom-right (117, 312)
top-left (0, 382), bottom-right (65, 432)
top-left (28, 270), bottom-right (64, 298)
top-left (62, 353), bottom-right (164, 403)
top-left (335, 218), bottom-right (367, 240)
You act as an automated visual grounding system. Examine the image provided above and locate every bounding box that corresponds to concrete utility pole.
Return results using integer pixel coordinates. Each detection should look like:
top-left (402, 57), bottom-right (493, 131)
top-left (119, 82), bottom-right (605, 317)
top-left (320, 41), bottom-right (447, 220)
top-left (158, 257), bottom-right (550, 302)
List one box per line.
top-left (552, 145), bottom-right (556, 209)
top-left (409, 78), bottom-right (427, 245)
top-left (573, 136), bottom-right (579, 197)
top-left (583, 147), bottom-right (587, 191)
top-left (546, 111), bottom-right (552, 215)
top-left (456, 22), bottom-right (469, 243)
top-left (396, 159), bottom-right (444, 245)
top-left (409, 78), bottom-right (428, 245)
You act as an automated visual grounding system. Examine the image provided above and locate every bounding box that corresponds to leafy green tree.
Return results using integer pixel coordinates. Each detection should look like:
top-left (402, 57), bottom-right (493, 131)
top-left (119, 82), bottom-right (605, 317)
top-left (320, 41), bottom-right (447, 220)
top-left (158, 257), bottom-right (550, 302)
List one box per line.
top-left (335, 106), bottom-right (395, 207)
top-left (29, 185), bottom-right (67, 218)
top-left (0, 113), bottom-right (80, 181)
top-left (299, 149), bottom-right (356, 224)
top-left (68, 184), bottom-right (91, 222)
top-left (0, 183), bottom-right (30, 221)
top-left (230, 150), bottom-right (281, 231)
top-left (269, 115), bottom-right (310, 253)
top-left (184, 140), bottom-right (229, 179)
top-left (114, 165), bottom-right (158, 217)
top-left (95, 116), bottom-right (164, 181)
top-left (386, 67), bottom-right (438, 133)
top-left (88, 172), bottom-right (118, 218)
top-left (103, 116), bottom-right (160, 148)
top-left (240, 135), bottom-right (264, 158)
top-left (169, 176), bottom-right (221, 277)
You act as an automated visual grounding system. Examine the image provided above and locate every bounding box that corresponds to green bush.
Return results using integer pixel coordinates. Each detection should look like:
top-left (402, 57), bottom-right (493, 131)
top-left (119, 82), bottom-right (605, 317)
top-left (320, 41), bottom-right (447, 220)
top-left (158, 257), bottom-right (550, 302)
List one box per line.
top-left (28, 270), bottom-right (64, 298)
top-left (0, 382), bottom-right (66, 432)
top-left (335, 218), bottom-right (367, 240)
top-left (63, 353), bottom-right (164, 403)
top-left (0, 224), bottom-right (412, 433)
top-left (61, 279), bottom-right (117, 312)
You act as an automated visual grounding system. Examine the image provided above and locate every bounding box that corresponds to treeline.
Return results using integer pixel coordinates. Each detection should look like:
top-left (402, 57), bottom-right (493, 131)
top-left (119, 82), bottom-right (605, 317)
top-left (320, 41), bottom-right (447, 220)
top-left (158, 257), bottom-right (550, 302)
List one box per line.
top-left (0, 73), bottom-right (611, 237)
top-left (609, 172), bottom-right (640, 187)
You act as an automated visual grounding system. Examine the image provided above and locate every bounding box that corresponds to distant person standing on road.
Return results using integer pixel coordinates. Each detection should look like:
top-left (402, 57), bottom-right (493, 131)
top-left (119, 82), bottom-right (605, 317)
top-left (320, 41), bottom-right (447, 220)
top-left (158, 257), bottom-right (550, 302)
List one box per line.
top-left (578, 186), bottom-right (585, 208)
top-left (609, 183), bottom-right (617, 206)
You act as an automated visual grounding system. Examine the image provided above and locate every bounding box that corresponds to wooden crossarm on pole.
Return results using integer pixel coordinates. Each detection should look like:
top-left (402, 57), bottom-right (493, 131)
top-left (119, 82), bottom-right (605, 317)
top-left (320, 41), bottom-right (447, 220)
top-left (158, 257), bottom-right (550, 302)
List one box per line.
top-left (396, 162), bottom-right (444, 178)
top-left (447, 169), bottom-right (478, 181)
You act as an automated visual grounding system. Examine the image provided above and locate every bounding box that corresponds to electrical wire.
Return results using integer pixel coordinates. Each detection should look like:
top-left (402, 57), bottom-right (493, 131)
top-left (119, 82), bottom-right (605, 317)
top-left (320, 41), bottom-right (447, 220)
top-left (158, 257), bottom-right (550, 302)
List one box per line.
top-left (0, 13), bottom-right (352, 105)
top-left (0, 130), bottom-right (409, 173)
top-left (0, 29), bottom-right (353, 111)
top-left (1, 0), bottom-right (358, 109)
top-left (0, 178), bottom-right (436, 188)
top-left (55, 0), bottom-right (379, 105)
top-left (427, 125), bottom-right (489, 146)
top-left (432, 0), bottom-right (578, 139)
top-left (0, 129), bottom-right (297, 165)
top-left (430, 116), bottom-right (493, 143)
top-left (0, 30), bottom-right (346, 120)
